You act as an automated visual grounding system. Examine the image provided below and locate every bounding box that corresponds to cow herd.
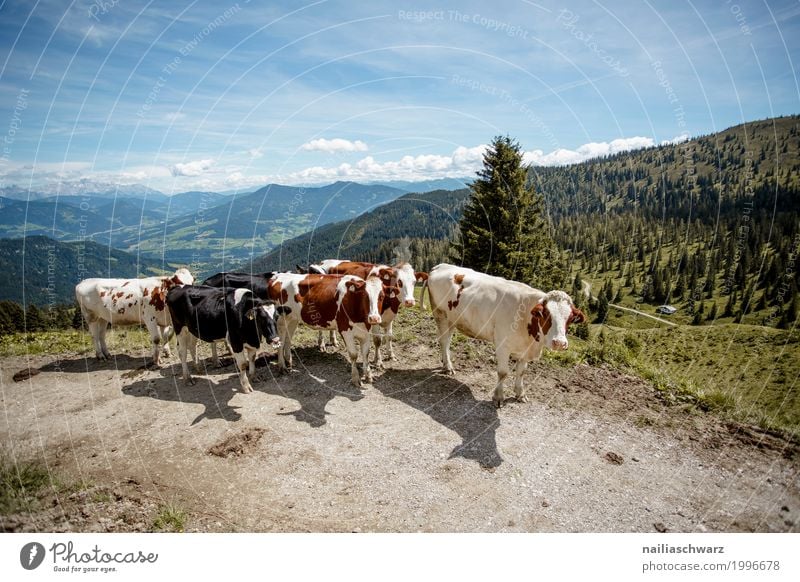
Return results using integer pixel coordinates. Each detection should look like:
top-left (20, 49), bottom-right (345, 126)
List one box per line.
top-left (75, 259), bottom-right (585, 407)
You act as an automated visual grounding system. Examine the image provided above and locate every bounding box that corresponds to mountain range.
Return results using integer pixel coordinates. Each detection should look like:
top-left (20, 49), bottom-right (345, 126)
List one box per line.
top-left (2, 116), bottom-right (797, 311)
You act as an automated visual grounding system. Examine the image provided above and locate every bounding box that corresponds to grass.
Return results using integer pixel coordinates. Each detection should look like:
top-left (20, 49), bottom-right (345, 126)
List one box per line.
top-left (0, 327), bottom-right (153, 357)
top-left (554, 323), bottom-right (800, 440)
top-left (152, 502), bottom-right (187, 532)
top-left (0, 455), bottom-right (57, 514)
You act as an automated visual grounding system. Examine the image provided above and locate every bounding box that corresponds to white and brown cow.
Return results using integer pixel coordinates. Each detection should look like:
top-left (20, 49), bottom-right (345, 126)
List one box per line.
top-left (75, 268), bottom-right (194, 365)
top-left (309, 259), bottom-right (428, 365)
top-left (268, 272), bottom-right (393, 387)
top-left (427, 264), bottom-right (584, 407)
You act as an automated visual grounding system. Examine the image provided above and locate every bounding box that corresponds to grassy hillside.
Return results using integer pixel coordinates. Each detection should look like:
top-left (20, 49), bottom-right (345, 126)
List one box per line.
top-left (249, 188), bottom-right (468, 272)
top-left (542, 116), bottom-right (799, 331)
top-left (0, 236), bottom-right (170, 305)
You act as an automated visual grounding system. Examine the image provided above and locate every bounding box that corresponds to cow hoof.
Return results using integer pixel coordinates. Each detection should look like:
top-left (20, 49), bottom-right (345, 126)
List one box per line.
top-left (516, 395), bottom-right (528, 403)
top-left (493, 396), bottom-right (505, 408)
top-left (444, 367), bottom-right (455, 376)
top-left (185, 376), bottom-right (196, 386)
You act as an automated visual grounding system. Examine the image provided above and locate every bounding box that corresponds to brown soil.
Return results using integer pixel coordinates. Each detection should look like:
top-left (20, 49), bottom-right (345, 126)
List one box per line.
top-left (1, 326), bottom-right (798, 533)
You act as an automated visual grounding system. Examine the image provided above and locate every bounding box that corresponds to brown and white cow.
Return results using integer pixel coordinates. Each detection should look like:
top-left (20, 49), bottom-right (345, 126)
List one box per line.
top-left (426, 264), bottom-right (584, 407)
top-left (310, 259), bottom-right (428, 365)
top-left (268, 272), bottom-right (392, 387)
top-left (75, 268), bottom-right (194, 365)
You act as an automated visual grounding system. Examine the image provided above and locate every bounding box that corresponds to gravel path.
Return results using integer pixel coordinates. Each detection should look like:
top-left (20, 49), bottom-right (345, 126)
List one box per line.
top-left (1, 320), bottom-right (797, 532)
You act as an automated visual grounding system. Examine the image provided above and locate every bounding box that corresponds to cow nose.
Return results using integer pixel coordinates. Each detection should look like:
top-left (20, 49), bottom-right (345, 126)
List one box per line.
top-left (368, 315), bottom-right (381, 324)
top-left (404, 299), bottom-right (415, 307)
top-left (551, 339), bottom-right (568, 351)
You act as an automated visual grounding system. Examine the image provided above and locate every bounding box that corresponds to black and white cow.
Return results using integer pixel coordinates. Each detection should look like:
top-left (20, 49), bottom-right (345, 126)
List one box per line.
top-left (201, 271), bottom-right (275, 299)
top-left (200, 271), bottom-right (276, 365)
top-left (166, 285), bottom-right (289, 393)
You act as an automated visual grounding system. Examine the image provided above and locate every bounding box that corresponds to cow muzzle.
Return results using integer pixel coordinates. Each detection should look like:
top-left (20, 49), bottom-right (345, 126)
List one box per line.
top-left (551, 338), bottom-right (568, 351)
top-left (404, 299), bottom-right (415, 308)
top-left (271, 337), bottom-right (281, 347)
top-left (368, 315), bottom-right (382, 325)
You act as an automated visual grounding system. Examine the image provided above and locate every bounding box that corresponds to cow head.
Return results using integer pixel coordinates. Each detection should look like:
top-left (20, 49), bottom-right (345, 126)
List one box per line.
top-left (172, 268), bottom-right (194, 286)
top-left (381, 286), bottom-right (402, 314)
top-left (529, 290), bottom-right (585, 351)
top-left (248, 299), bottom-right (291, 347)
top-left (347, 276), bottom-right (384, 325)
top-left (392, 263), bottom-right (420, 308)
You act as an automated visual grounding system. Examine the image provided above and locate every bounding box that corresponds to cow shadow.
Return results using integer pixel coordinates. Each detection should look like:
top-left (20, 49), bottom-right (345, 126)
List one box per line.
top-left (252, 347), bottom-right (365, 428)
top-left (121, 366), bottom-right (243, 425)
top-left (39, 353), bottom-right (164, 375)
top-left (375, 368), bottom-right (502, 469)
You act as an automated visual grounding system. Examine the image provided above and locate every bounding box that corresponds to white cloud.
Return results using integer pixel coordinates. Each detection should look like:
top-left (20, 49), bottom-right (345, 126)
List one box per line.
top-left (279, 144), bottom-right (488, 185)
top-left (300, 138), bottom-right (368, 153)
top-left (523, 137), bottom-right (655, 166)
top-left (169, 158), bottom-right (215, 177)
top-left (12, 135), bottom-right (669, 192)
top-left (661, 133), bottom-right (691, 146)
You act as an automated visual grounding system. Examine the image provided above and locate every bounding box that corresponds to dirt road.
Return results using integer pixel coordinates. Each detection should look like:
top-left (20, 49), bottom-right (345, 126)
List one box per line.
top-left (1, 315), bottom-right (798, 532)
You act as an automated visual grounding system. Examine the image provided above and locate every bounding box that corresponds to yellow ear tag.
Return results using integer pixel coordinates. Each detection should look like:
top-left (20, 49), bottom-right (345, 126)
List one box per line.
top-left (247, 312), bottom-right (255, 320)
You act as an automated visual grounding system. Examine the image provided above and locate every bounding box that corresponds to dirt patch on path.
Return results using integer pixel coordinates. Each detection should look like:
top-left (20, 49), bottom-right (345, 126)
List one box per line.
top-left (1, 330), bottom-right (798, 533)
top-left (208, 428), bottom-right (267, 458)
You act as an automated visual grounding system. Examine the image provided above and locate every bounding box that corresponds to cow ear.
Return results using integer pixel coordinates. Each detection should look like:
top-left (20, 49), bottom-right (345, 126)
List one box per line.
top-left (570, 307), bottom-right (586, 324)
top-left (276, 305), bottom-right (292, 315)
top-left (415, 272), bottom-right (428, 283)
top-left (531, 302), bottom-right (546, 318)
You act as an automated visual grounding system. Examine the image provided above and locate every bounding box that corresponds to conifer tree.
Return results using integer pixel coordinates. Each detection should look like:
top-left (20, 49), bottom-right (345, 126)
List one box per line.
top-left (451, 135), bottom-right (562, 289)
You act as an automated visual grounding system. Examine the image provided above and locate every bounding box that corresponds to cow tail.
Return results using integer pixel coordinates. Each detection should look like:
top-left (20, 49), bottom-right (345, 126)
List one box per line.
top-left (419, 279), bottom-right (428, 310)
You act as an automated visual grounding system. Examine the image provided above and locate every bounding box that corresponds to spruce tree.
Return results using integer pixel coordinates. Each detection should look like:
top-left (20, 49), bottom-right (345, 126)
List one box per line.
top-left (451, 135), bottom-right (562, 289)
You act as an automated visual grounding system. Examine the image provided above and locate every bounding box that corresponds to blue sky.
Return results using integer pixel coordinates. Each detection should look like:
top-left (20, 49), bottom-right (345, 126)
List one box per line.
top-left (0, 0), bottom-right (798, 193)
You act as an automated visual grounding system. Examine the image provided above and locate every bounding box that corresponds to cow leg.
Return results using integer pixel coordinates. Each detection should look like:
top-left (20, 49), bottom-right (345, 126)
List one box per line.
top-left (371, 332), bottom-right (383, 369)
top-left (247, 346), bottom-right (257, 377)
top-left (160, 326), bottom-right (173, 358)
top-left (341, 332), bottom-right (361, 388)
top-left (210, 342), bottom-right (221, 367)
top-left (493, 346), bottom-right (512, 408)
top-left (98, 320), bottom-right (111, 359)
top-left (433, 312), bottom-right (455, 374)
top-left (513, 359), bottom-right (529, 402)
top-left (317, 331), bottom-right (326, 352)
top-left (176, 330), bottom-right (195, 385)
top-left (277, 320), bottom-right (296, 372)
top-left (330, 331), bottom-right (338, 349)
top-left (87, 321), bottom-right (103, 360)
top-left (230, 347), bottom-right (254, 394)
top-left (360, 335), bottom-right (373, 384)
top-left (145, 320), bottom-right (162, 367)
top-left (188, 336), bottom-right (199, 372)
top-left (385, 320), bottom-right (396, 361)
